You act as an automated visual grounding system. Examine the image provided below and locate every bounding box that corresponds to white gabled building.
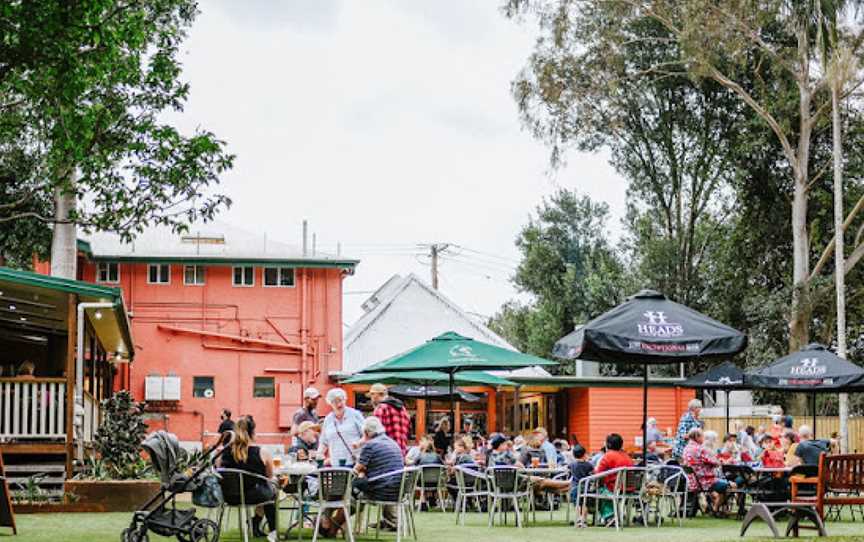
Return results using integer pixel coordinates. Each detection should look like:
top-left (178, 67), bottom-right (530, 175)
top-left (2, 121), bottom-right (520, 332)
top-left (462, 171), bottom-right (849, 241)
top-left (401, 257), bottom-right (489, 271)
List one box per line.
top-left (343, 273), bottom-right (514, 373)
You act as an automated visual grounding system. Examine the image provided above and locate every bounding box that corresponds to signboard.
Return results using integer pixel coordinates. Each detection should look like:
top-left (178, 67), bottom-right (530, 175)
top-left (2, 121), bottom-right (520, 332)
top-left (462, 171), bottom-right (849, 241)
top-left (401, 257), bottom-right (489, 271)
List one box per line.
top-left (0, 451), bottom-right (17, 534)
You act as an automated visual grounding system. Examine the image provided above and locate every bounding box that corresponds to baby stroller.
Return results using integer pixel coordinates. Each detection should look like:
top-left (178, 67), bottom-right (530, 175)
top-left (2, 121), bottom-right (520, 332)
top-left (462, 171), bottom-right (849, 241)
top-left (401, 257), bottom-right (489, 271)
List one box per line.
top-left (122, 430), bottom-right (232, 542)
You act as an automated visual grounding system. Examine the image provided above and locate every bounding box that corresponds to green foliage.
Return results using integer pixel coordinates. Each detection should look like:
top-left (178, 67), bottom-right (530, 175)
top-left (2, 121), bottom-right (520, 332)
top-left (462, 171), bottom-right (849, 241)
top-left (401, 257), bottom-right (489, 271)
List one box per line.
top-left (12, 474), bottom-right (48, 504)
top-left (91, 390), bottom-right (150, 480)
top-left (0, 0), bottom-right (234, 265)
top-left (490, 189), bottom-right (634, 372)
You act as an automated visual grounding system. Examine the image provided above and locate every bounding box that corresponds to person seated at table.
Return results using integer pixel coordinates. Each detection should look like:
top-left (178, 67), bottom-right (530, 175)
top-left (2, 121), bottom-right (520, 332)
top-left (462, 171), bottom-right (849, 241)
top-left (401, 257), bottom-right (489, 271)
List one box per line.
top-left (416, 438), bottom-right (443, 466)
top-left (218, 415), bottom-right (278, 541)
top-left (759, 434), bottom-right (785, 468)
top-left (15, 360), bottom-right (36, 379)
top-left (790, 425), bottom-right (829, 467)
top-left (532, 427), bottom-right (559, 467)
top-left (769, 414), bottom-right (784, 444)
top-left (288, 421), bottom-right (320, 460)
top-left (488, 434), bottom-right (522, 467)
top-left (717, 433), bottom-right (742, 464)
top-left (320, 416), bottom-right (404, 536)
top-left (595, 433), bottom-right (634, 526)
top-left (405, 435), bottom-right (431, 466)
top-left (589, 446), bottom-right (606, 467)
top-left (781, 429), bottom-right (799, 466)
top-left (447, 435), bottom-right (476, 468)
top-left (519, 435), bottom-right (546, 467)
top-left (682, 427), bottom-right (735, 518)
top-left (553, 439), bottom-right (572, 464)
top-left (568, 444), bottom-right (594, 529)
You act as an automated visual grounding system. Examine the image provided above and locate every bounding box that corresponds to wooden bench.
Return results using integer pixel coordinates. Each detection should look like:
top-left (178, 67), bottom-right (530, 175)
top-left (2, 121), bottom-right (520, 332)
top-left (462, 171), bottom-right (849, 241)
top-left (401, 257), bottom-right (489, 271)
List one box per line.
top-left (791, 453), bottom-right (864, 519)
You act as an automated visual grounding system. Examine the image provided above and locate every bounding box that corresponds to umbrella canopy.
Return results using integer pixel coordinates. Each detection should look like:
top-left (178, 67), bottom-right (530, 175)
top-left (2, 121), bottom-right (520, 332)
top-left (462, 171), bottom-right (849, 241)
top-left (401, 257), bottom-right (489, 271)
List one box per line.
top-left (683, 361), bottom-right (750, 389)
top-left (341, 369), bottom-right (516, 387)
top-left (553, 290), bottom-right (748, 364)
top-left (362, 331), bottom-right (557, 373)
top-left (389, 385), bottom-right (481, 402)
top-left (747, 344), bottom-right (864, 392)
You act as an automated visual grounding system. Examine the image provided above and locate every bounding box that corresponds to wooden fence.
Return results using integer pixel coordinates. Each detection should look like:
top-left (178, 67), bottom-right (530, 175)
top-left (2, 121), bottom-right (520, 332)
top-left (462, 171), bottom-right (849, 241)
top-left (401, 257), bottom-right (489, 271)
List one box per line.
top-left (702, 416), bottom-right (864, 453)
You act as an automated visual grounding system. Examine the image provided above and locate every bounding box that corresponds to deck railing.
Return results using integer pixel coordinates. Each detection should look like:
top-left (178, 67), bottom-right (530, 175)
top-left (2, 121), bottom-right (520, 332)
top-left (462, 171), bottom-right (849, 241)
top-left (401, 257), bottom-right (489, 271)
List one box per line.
top-left (0, 378), bottom-right (67, 440)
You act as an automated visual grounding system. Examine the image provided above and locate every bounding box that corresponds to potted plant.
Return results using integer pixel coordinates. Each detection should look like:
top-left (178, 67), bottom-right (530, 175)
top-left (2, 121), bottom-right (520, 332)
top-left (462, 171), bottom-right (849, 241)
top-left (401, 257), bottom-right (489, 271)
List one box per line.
top-left (65, 391), bottom-right (161, 512)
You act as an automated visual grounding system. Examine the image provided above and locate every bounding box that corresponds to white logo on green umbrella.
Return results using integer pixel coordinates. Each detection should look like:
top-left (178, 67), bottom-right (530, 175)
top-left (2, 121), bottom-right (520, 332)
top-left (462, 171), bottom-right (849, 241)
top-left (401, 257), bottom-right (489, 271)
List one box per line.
top-left (450, 345), bottom-right (479, 359)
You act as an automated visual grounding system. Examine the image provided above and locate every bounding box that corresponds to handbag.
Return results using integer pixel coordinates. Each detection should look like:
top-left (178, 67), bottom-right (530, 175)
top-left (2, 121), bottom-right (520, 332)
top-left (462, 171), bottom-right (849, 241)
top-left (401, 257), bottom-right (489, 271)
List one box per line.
top-left (192, 471), bottom-right (224, 508)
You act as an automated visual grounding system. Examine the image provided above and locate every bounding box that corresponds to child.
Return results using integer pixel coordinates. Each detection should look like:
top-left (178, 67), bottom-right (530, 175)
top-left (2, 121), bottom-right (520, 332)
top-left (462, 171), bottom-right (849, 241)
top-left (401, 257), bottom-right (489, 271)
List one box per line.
top-left (717, 433), bottom-right (741, 464)
top-left (568, 444), bottom-right (594, 528)
top-left (760, 434), bottom-right (785, 468)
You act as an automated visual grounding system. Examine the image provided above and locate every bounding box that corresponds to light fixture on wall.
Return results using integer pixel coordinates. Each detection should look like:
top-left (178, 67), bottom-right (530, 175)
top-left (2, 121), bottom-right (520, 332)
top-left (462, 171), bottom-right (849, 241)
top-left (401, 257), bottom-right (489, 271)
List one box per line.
top-left (94, 310), bottom-right (103, 320)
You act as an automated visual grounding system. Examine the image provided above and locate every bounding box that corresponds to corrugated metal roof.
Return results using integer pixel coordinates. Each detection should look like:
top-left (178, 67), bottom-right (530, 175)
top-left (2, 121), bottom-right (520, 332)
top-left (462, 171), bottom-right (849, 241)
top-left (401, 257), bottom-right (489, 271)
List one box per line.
top-left (85, 221), bottom-right (358, 268)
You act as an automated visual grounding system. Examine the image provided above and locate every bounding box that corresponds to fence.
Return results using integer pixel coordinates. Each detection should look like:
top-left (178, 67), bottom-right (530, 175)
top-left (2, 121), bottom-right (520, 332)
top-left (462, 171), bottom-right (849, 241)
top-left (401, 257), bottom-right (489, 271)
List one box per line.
top-left (702, 416), bottom-right (864, 453)
top-left (0, 378), bottom-right (67, 440)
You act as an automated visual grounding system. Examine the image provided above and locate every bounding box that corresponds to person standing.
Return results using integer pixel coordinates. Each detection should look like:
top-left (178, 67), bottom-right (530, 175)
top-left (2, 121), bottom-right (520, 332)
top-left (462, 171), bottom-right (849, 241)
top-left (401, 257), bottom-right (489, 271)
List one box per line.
top-left (318, 388), bottom-right (364, 467)
top-left (368, 383), bottom-right (410, 455)
top-left (218, 409), bottom-right (235, 434)
top-left (433, 418), bottom-right (451, 455)
top-left (673, 399), bottom-right (704, 458)
top-left (291, 387), bottom-right (321, 441)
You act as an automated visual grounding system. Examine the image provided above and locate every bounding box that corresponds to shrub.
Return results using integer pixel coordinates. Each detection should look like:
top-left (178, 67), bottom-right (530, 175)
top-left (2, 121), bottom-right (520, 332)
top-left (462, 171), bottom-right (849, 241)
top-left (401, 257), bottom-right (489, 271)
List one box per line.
top-left (92, 390), bottom-right (150, 479)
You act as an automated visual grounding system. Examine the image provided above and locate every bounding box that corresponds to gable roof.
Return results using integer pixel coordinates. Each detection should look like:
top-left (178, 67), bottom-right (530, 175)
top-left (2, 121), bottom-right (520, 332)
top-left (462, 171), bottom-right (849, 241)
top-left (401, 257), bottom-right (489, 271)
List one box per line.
top-left (86, 221), bottom-right (358, 269)
top-left (345, 273), bottom-right (514, 355)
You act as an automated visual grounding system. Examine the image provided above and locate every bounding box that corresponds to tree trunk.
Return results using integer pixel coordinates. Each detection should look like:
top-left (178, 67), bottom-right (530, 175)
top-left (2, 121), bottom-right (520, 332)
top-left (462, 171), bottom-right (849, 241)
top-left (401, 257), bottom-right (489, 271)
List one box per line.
top-left (832, 82), bottom-right (850, 453)
top-left (50, 182), bottom-right (77, 280)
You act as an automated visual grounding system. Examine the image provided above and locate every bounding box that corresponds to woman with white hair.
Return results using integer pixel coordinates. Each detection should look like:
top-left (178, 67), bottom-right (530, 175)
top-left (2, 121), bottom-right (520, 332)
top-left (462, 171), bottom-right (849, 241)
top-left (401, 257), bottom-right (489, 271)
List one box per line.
top-left (317, 387), bottom-right (364, 467)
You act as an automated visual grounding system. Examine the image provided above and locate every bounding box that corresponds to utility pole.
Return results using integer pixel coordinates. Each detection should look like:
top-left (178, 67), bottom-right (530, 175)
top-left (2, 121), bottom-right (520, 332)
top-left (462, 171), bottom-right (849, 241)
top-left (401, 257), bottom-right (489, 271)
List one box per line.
top-left (428, 243), bottom-right (449, 290)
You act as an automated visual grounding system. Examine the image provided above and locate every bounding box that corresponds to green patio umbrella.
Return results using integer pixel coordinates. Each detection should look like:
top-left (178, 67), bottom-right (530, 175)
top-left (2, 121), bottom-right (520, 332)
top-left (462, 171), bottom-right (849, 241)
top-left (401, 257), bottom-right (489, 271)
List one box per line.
top-left (341, 369), bottom-right (517, 387)
top-left (357, 331), bottom-right (557, 440)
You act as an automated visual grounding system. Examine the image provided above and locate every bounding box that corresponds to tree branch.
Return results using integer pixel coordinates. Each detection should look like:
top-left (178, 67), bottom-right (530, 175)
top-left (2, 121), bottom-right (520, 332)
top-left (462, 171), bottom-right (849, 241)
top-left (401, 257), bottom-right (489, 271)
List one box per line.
top-left (810, 192), bottom-right (864, 279)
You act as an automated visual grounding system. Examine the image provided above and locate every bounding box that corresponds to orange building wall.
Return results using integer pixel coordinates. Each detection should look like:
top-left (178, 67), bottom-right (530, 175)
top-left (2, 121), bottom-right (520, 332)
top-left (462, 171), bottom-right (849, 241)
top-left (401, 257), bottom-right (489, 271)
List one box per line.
top-left (567, 386), bottom-right (694, 452)
top-left (79, 262), bottom-right (346, 443)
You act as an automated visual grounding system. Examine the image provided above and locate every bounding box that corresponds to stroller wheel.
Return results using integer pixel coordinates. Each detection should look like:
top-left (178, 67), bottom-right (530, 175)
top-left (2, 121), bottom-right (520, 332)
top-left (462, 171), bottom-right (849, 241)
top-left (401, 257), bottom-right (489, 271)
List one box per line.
top-left (122, 527), bottom-right (149, 542)
top-left (189, 518), bottom-right (219, 542)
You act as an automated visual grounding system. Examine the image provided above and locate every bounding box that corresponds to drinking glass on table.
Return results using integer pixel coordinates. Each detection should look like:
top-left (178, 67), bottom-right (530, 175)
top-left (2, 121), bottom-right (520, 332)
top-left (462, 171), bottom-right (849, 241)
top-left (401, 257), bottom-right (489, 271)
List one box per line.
top-left (273, 455), bottom-right (283, 470)
top-left (531, 456), bottom-right (541, 468)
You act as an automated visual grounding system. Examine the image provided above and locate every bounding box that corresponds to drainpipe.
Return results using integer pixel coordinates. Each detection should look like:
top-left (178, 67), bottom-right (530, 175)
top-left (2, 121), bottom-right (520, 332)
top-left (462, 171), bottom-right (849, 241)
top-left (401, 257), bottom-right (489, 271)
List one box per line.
top-left (76, 302), bottom-right (115, 457)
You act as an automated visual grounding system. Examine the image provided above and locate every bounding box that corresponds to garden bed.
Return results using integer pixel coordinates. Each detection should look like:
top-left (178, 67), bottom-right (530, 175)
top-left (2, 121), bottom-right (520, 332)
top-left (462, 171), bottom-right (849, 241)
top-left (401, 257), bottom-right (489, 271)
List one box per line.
top-left (63, 479), bottom-right (161, 512)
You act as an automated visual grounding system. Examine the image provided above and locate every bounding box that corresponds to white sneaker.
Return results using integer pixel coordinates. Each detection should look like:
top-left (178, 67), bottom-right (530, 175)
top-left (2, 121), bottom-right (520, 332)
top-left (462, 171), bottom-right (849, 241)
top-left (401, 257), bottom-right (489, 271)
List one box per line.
top-left (267, 530), bottom-right (278, 542)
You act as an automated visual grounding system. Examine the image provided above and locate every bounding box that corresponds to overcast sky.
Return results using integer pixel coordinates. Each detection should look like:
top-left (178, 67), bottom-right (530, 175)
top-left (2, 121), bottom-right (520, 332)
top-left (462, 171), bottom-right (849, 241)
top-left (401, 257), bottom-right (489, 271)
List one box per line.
top-left (169, 0), bottom-right (628, 326)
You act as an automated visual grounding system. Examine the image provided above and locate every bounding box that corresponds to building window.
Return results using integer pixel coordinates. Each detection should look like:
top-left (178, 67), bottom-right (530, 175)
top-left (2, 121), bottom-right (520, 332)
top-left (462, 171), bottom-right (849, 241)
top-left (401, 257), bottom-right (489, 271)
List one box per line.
top-left (263, 267), bottom-right (295, 287)
top-left (232, 266), bottom-right (255, 287)
top-left (253, 377), bottom-right (275, 398)
top-left (147, 263), bottom-right (170, 284)
top-left (184, 265), bottom-right (206, 285)
top-left (193, 376), bottom-right (215, 398)
top-left (96, 262), bottom-right (119, 283)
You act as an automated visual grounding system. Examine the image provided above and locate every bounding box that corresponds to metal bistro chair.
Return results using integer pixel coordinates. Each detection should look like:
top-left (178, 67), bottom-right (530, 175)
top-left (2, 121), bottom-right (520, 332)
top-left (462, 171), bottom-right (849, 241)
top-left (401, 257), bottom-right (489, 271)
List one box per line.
top-left (576, 466), bottom-right (629, 530)
top-left (311, 467), bottom-right (355, 542)
top-left (452, 465), bottom-right (490, 526)
top-left (217, 468), bottom-right (281, 542)
top-left (416, 465), bottom-right (448, 512)
top-left (355, 467), bottom-right (421, 542)
top-left (613, 467), bottom-right (648, 527)
top-left (649, 464), bottom-right (688, 526)
top-left (486, 466), bottom-right (532, 528)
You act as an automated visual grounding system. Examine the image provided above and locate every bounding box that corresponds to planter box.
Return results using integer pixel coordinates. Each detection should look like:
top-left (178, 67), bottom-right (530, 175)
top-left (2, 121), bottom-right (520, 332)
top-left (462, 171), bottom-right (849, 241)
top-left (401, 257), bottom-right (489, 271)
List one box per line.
top-left (13, 502), bottom-right (106, 514)
top-left (64, 480), bottom-right (161, 512)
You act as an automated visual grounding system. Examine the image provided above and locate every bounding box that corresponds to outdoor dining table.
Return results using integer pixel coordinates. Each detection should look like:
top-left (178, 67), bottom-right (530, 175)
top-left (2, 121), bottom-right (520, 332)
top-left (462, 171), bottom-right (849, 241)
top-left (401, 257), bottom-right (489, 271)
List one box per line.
top-left (274, 461), bottom-right (319, 541)
top-left (519, 466), bottom-right (570, 523)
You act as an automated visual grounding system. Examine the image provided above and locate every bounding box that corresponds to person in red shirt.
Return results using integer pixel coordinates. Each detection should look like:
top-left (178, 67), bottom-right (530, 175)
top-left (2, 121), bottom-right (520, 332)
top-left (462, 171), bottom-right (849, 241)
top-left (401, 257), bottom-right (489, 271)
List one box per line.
top-left (369, 383), bottom-right (411, 455)
top-left (760, 434), bottom-right (786, 468)
top-left (595, 433), bottom-right (634, 525)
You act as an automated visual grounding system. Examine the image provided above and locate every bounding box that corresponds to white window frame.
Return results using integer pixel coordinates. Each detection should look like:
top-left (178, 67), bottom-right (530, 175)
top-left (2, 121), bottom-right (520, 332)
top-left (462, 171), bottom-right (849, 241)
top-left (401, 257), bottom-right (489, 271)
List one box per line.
top-left (147, 263), bottom-right (171, 285)
top-left (184, 265), bottom-right (206, 286)
top-left (232, 266), bottom-right (255, 287)
top-left (96, 262), bottom-right (120, 284)
top-left (263, 267), bottom-right (296, 288)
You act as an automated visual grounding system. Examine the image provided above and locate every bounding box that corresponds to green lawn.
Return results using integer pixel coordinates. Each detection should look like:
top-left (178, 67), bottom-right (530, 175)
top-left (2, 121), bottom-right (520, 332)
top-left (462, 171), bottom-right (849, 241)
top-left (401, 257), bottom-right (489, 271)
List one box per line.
top-left (2, 509), bottom-right (863, 542)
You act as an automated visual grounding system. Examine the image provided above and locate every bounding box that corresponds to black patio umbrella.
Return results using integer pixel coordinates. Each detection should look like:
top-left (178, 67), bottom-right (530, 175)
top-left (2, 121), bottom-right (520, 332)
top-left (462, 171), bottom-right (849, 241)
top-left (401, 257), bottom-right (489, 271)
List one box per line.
top-left (388, 385), bottom-right (482, 402)
top-left (682, 361), bottom-right (751, 435)
top-left (553, 289), bottom-right (748, 464)
top-left (747, 344), bottom-right (864, 437)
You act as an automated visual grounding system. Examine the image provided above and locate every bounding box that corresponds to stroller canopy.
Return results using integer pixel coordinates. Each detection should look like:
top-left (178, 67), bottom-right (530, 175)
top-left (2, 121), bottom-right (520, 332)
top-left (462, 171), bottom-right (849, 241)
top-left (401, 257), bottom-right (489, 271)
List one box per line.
top-left (142, 430), bottom-right (183, 485)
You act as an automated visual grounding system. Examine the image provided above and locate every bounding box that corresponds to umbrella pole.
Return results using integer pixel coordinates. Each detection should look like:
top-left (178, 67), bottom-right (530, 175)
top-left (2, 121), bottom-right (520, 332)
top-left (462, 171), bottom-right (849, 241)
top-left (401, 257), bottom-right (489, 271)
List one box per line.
top-left (726, 390), bottom-right (730, 436)
top-left (812, 392), bottom-right (817, 439)
top-left (449, 371), bottom-right (455, 450)
top-left (642, 364), bottom-right (648, 466)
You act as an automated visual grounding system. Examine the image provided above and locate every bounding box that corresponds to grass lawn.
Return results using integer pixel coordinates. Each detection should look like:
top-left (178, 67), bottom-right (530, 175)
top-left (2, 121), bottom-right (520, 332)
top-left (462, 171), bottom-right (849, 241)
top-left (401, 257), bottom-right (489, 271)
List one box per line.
top-left (2, 508), bottom-right (864, 542)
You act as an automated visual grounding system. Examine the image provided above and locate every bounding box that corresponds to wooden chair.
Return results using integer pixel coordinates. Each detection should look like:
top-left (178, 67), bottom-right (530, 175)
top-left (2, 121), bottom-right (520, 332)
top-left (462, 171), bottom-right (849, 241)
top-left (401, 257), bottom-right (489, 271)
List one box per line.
top-left (791, 453), bottom-right (864, 520)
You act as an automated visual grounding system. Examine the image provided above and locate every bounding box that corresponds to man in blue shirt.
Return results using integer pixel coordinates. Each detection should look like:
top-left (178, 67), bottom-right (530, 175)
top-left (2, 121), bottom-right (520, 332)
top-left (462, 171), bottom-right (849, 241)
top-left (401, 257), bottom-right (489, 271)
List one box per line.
top-left (673, 399), bottom-right (704, 458)
top-left (533, 427), bottom-right (558, 467)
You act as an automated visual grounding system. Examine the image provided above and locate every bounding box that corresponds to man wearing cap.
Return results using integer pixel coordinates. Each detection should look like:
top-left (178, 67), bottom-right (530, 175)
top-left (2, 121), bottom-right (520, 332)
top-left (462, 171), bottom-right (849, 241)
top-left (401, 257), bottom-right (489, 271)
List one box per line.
top-left (368, 383), bottom-right (410, 455)
top-left (291, 387), bottom-right (320, 444)
top-left (288, 421), bottom-right (321, 459)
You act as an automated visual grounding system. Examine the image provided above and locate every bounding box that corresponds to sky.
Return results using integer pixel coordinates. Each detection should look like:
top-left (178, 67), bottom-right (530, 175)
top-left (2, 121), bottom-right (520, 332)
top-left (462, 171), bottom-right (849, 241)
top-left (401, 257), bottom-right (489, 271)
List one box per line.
top-left (168, 0), bottom-right (628, 326)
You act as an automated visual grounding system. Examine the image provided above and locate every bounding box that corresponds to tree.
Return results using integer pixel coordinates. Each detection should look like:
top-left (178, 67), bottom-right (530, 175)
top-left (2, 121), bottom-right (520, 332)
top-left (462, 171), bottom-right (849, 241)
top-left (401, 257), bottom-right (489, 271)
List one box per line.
top-left (505, 0), bottom-right (864, 356)
top-left (0, 1), bottom-right (233, 277)
top-left (489, 189), bottom-right (633, 370)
